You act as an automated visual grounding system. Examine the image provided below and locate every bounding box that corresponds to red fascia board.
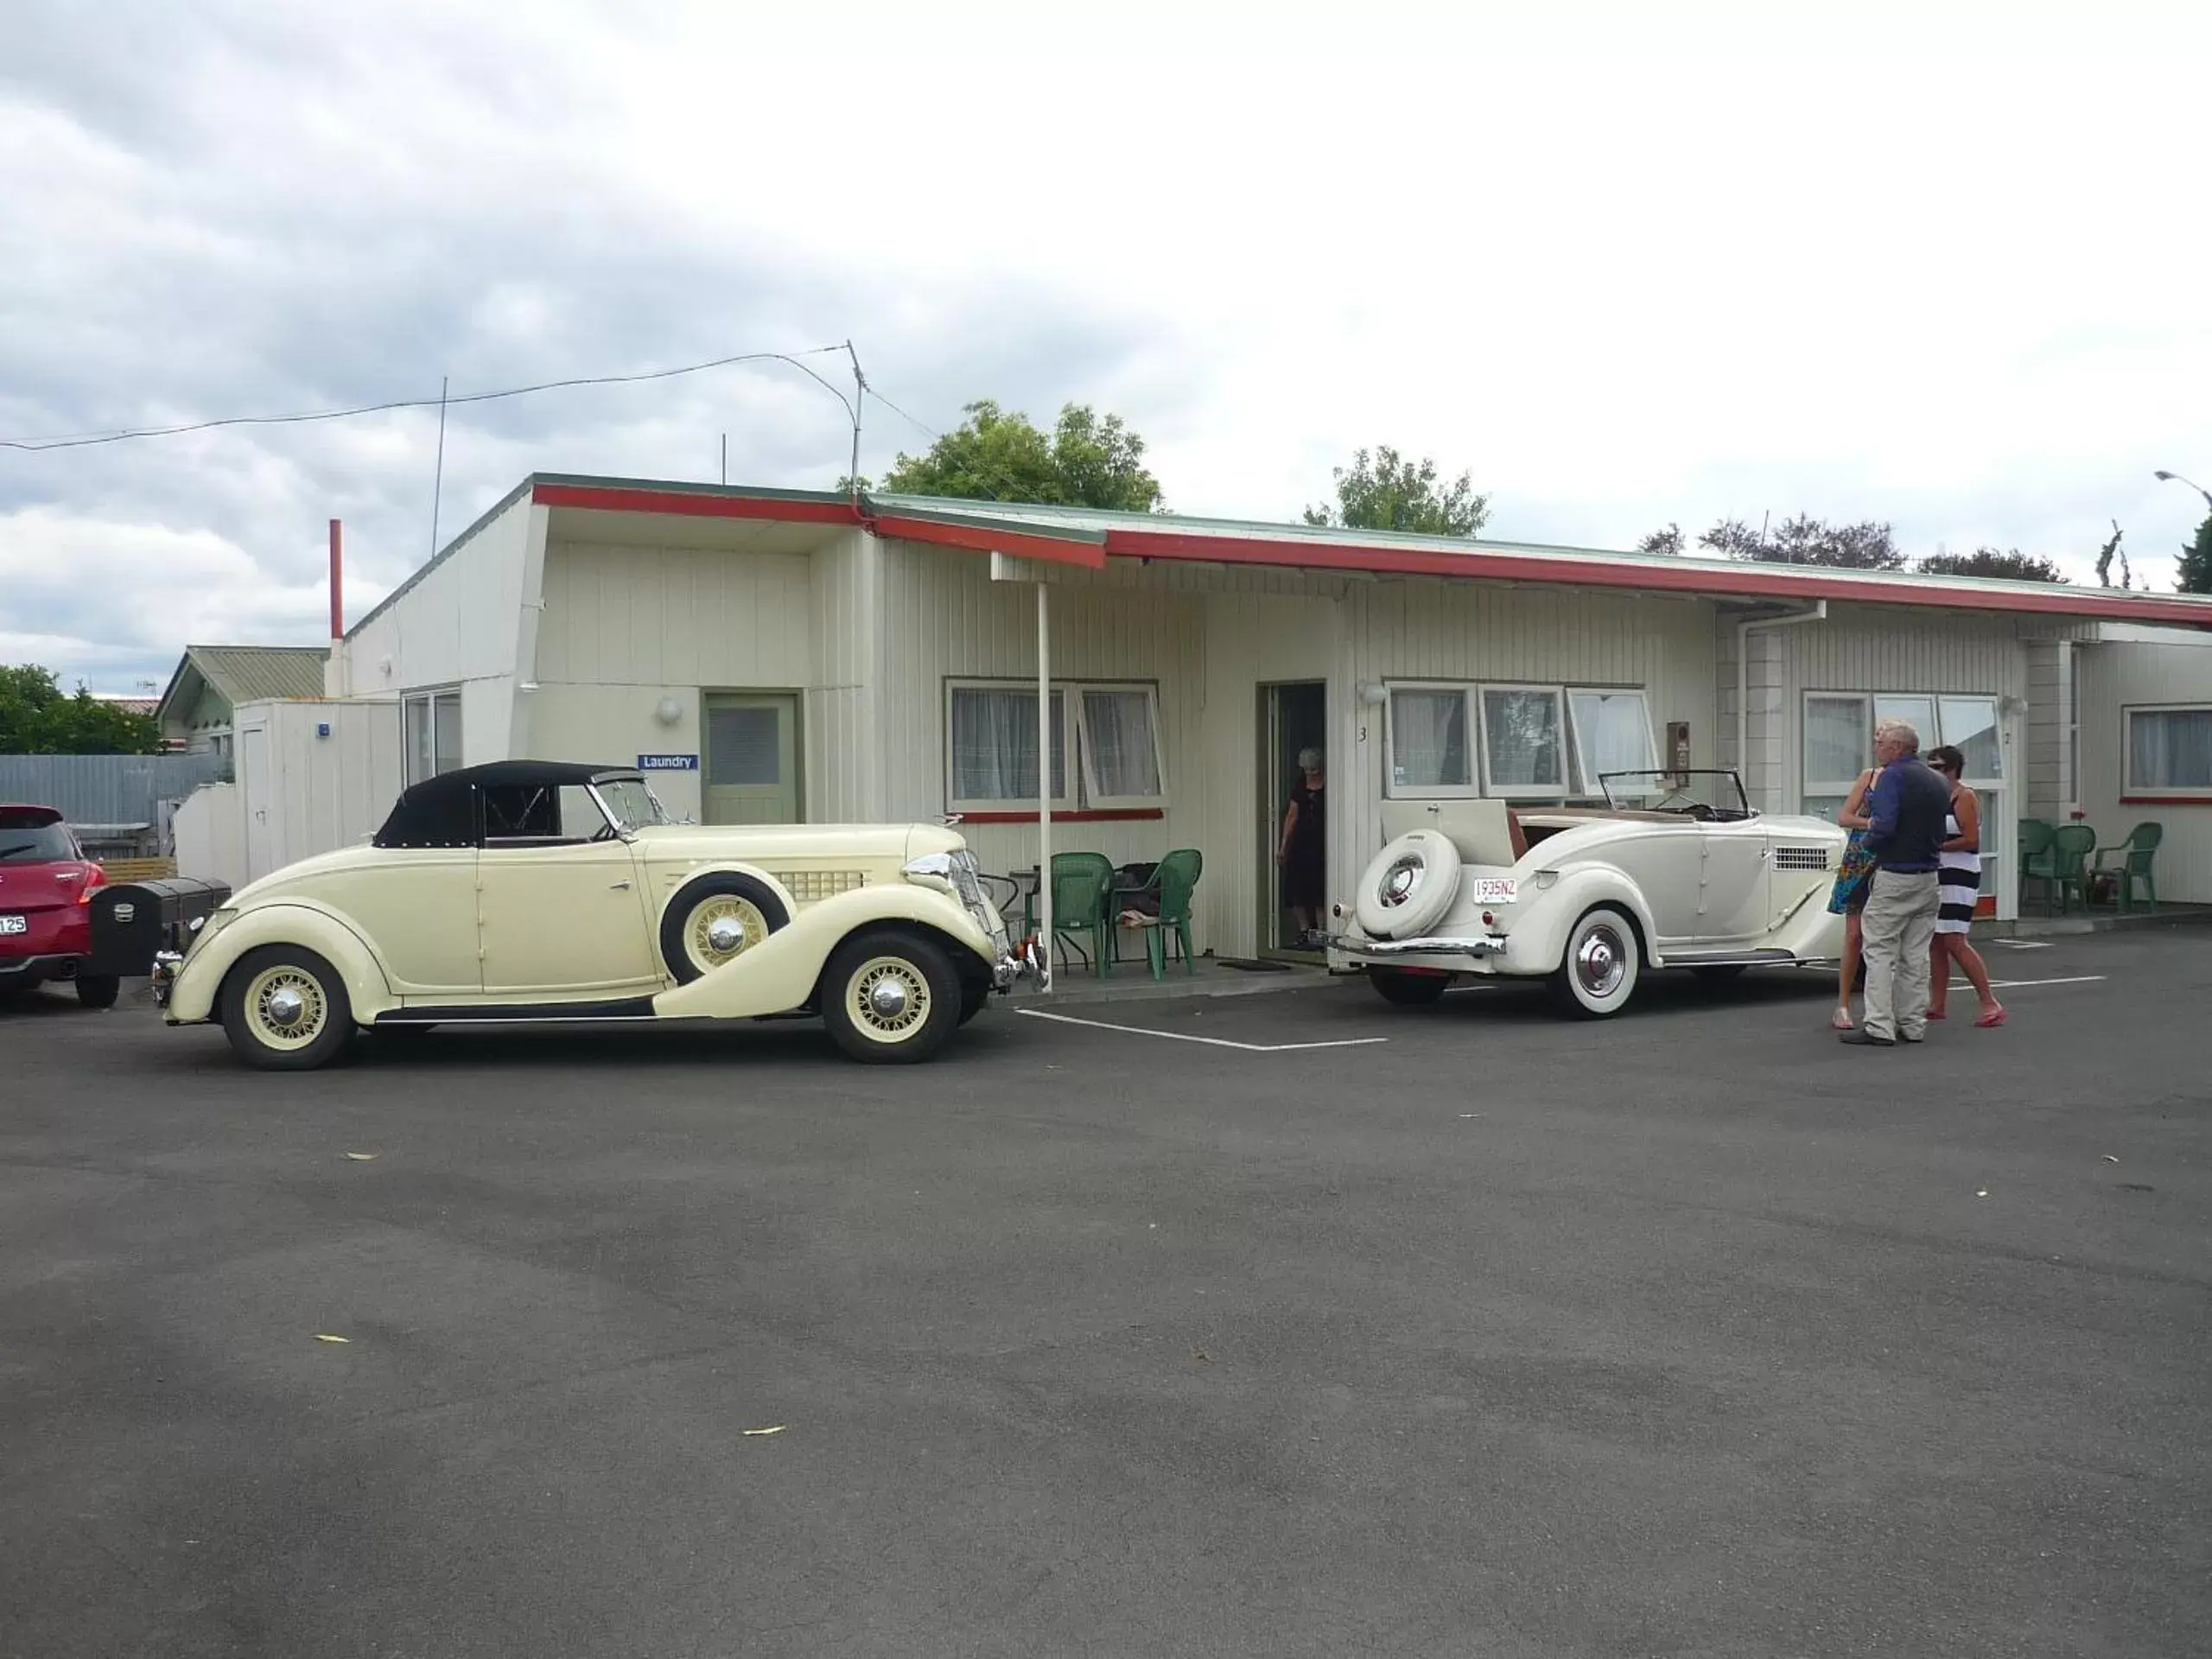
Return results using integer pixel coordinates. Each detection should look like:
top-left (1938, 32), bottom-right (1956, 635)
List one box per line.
top-left (870, 513), bottom-right (1109, 569)
top-left (2120, 795), bottom-right (2212, 805)
top-left (1099, 526), bottom-right (2212, 628)
top-left (956, 808), bottom-right (1165, 823)
top-left (531, 482), bottom-right (861, 525)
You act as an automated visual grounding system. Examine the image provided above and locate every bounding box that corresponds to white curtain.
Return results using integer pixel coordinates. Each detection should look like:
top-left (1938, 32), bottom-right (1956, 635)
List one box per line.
top-left (1804, 696), bottom-right (1868, 786)
top-left (1391, 690), bottom-right (1470, 789)
top-left (951, 688), bottom-right (1064, 801)
top-left (1483, 690), bottom-right (1562, 790)
top-left (1081, 690), bottom-right (1160, 798)
top-left (2131, 709), bottom-right (2212, 790)
top-left (1569, 691), bottom-right (1655, 788)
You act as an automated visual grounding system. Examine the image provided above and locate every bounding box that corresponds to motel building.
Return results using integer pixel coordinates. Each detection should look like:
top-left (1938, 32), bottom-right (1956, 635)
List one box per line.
top-left (173, 474), bottom-right (2212, 960)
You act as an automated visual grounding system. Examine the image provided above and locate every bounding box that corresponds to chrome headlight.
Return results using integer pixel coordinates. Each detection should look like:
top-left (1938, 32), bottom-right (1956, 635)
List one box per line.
top-left (904, 850), bottom-right (1000, 941)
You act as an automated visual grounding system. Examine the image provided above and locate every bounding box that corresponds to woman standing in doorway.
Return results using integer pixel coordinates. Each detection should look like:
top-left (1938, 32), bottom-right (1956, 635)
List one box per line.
top-left (1927, 745), bottom-right (2006, 1027)
top-left (1278, 747), bottom-right (1326, 950)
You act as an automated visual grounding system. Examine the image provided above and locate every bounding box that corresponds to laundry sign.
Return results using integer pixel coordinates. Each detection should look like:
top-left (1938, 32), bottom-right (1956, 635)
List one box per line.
top-left (636, 753), bottom-right (699, 771)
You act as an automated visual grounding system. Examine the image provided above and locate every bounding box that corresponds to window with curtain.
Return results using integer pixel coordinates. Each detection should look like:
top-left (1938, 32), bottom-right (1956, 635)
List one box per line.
top-left (1078, 688), bottom-right (1164, 804)
top-left (1567, 690), bottom-right (1656, 791)
top-left (1389, 688), bottom-right (1473, 794)
top-left (1482, 688), bottom-right (1565, 794)
top-left (949, 686), bottom-right (1067, 808)
top-left (2127, 707), bottom-right (2212, 792)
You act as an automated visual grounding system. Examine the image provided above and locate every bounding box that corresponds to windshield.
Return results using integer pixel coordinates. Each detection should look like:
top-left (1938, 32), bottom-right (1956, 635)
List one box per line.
top-left (594, 777), bottom-right (671, 832)
top-left (1599, 770), bottom-right (1752, 820)
top-left (0, 823), bottom-right (79, 861)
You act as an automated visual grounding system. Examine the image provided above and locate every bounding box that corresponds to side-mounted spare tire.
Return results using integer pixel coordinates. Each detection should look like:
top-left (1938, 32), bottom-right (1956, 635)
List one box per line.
top-left (1353, 830), bottom-right (1463, 939)
top-left (660, 873), bottom-right (791, 983)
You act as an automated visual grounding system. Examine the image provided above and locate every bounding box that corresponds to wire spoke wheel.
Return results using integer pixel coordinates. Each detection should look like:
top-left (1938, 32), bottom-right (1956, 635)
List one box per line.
top-left (685, 896), bottom-right (768, 974)
top-left (846, 956), bottom-right (931, 1045)
top-left (245, 966), bottom-right (328, 1049)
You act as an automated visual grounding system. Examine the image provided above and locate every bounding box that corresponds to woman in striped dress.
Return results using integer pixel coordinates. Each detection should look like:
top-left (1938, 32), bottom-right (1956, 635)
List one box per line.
top-left (1927, 745), bottom-right (2005, 1027)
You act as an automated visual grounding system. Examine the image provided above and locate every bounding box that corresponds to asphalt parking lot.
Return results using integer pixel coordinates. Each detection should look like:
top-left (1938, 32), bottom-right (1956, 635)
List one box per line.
top-left (4, 930), bottom-right (2209, 1658)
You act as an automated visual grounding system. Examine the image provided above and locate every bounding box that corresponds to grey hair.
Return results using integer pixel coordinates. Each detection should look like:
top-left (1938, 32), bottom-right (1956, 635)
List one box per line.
top-left (1874, 718), bottom-right (1921, 753)
top-left (1297, 747), bottom-right (1324, 769)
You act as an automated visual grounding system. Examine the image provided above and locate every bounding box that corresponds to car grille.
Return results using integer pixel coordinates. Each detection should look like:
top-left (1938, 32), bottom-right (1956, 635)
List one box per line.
top-left (1774, 846), bottom-right (1832, 872)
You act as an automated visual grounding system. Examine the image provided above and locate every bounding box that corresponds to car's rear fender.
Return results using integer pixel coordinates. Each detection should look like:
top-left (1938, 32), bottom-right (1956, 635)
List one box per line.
top-left (165, 903), bottom-right (396, 1025)
top-left (1498, 866), bottom-right (1657, 975)
top-left (652, 884), bottom-right (995, 1020)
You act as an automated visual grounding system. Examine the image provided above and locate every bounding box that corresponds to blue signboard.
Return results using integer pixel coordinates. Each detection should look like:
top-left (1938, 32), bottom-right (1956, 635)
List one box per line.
top-left (636, 753), bottom-right (699, 772)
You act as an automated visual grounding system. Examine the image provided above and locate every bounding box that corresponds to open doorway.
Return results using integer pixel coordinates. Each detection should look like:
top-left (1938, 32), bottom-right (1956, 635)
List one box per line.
top-left (1259, 681), bottom-right (1327, 957)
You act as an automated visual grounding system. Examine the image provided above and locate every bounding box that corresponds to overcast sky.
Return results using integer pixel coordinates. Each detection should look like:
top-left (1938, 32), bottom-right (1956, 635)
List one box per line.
top-left (4, 0), bottom-right (2209, 692)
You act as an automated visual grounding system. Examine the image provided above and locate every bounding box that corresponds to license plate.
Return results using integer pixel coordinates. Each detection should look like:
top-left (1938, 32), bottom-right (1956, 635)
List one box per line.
top-left (1469, 878), bottom-right (1517, 904)
top-left (0, 915), bottom-right (25, 936)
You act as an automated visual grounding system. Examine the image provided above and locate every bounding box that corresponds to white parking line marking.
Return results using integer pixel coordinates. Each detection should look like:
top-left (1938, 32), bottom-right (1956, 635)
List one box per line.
top-left (1016, 1009), bottom-right (1389, 1052)
top-left (1993, 939), bottom-right (2054, 950)
top-left (1983, 975), bottom-right (2107, 988)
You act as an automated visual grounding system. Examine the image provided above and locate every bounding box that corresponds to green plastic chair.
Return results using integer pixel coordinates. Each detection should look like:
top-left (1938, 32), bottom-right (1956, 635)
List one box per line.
top-left (2088, 822), bottom-right (2163, 912)
top-left (1125, 848), bottom-right (1204, 980)
top-left (2018, 818), bottom-right (2058, 912)
top-left (2043, 823), bottom-right (2096, 917)
top-left (1049, 852), bottom-right (1115, 979)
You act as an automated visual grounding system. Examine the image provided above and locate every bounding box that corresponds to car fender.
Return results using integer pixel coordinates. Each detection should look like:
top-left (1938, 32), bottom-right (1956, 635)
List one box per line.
top-left (645, 860), bottom-right (804, 927)
top-left (1502, 866), bottom-right (1659, 974)
top-left (652, 883), bottom-right (995, 1020)
top-left (165, 902), bottom-right (397, 1026)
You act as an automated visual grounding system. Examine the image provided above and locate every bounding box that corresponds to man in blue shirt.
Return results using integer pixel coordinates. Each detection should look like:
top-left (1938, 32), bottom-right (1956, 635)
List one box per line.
top-left (1841, 719), bottom-right (1953, 1046)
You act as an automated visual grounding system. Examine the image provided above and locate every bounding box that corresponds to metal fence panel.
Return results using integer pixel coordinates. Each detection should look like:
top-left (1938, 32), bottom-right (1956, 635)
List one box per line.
top-left (0, 753), bottom-right (228, 847)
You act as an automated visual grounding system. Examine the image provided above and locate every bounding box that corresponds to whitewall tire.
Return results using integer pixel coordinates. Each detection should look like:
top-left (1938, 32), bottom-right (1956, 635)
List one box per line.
top-left (1352, 830), bottom-right (1462, 940)
top-left (820, 930), bottom-right (963, 1065)
top-left (1550, 906), bottom-right (1641, 1019)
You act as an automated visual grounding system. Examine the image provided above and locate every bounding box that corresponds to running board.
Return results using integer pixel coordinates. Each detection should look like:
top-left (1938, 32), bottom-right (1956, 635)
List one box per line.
top-left (1656, 949), bottom-right (1797, 969)
top-left (377, 997), bottom-right (658, 1026)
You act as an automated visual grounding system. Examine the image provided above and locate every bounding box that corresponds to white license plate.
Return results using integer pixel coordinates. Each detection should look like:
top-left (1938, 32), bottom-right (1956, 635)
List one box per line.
top-left (1468, 878), bottom-right (1517, 904)
top-left (0, 915), bottom-right (25, 936)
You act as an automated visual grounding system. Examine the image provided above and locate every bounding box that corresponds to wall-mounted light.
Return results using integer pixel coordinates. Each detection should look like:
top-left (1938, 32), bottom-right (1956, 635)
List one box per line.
top-left (655, 696), bottom-right (683, 727)
top-left (1357, 680), bottom-right (1389, 706)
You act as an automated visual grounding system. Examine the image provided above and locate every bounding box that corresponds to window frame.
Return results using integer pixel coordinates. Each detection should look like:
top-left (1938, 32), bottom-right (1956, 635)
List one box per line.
top-left (945, 679), bottom-right (1075, 817)
top-left (1565, 687), bottom-right (1658, 794)
top-left (1478, 683), bottom-right (1572, 801)
top-left (1383, 682), bottom-right (1481, 801)
top-left (402, 687), bottom-right (464, 787)
top-left (2122, 702), bottom-right (2212, 798)
top-left (1802, 692), bottom-right (1873, 804)
top-left (1073, 682), bottom-right (1170, 812)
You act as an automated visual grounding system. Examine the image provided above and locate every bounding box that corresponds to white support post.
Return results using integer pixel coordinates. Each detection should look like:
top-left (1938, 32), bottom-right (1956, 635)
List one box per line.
top-left (1035, 579), bottom-right (1053, 993)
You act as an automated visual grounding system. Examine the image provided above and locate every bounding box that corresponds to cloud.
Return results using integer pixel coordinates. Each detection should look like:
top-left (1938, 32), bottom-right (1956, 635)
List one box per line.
top-left (4, 0), bottom-right (2210, 690)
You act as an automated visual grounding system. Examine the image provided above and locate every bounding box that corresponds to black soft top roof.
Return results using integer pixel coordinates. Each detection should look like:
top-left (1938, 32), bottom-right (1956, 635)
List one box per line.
top-left (372, 760), bottom-right (642, 849)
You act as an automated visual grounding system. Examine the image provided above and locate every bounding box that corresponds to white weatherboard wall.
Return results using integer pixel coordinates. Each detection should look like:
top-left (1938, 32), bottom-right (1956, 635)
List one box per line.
top-left (2075, 629), bottom-right (2212, 903)
top-left (173, 783), bottom-right (245, 890)
top-left (231, 700), bottom-right (404, 883)
top-left (335, 494), bottom-right (544, 760)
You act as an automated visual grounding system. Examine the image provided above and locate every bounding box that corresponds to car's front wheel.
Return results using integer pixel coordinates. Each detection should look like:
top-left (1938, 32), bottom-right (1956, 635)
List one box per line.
top-left (1550, 906), bottom-right (1640, 1019)
top-left (74, 974), bottom-right (121, 1009)
top-left (220, 945), bottom-right (357, 1071)
top-left (820, 930), bottom-right (963, 1064)
top-left (1370, 968), bottom-right (1450, 1007)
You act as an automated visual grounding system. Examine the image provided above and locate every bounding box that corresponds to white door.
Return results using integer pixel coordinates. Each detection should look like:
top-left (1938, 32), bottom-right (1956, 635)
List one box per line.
top-left (238, 719), bottom-right (276, 881)
top-left (1695, 823), bottom-right (1772, 945)
top-left (1625, 828), bottom-right (1704, 950)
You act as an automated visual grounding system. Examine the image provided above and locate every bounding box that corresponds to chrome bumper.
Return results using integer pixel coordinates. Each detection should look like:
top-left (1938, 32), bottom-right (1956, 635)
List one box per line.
top-left (1329, 933), bottom-right (1509, 961)
top-left (150, 950), bottom-right (181, 1007)
top-left (992, 938), bottom-right (1046, 991)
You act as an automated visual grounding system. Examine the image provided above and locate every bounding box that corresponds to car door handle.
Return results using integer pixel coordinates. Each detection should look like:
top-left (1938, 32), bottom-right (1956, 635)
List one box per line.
top-left (610, 880), bottom-right (632, 890)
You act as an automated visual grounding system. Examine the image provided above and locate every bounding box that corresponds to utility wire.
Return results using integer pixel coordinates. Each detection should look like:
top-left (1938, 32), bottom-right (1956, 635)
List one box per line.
top-left (0, 345), bottom-right (854, 452)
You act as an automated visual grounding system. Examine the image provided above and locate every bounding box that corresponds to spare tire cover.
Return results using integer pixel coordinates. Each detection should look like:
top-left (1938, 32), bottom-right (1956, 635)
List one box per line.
top-left (1353, 830), bottom-right (1463, 939)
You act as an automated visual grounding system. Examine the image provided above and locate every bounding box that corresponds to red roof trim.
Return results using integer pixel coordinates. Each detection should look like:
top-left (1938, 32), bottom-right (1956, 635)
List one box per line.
top-left (956, 808), bottom-right (1164, 823)
top-left (870, 513), bottom-right (1109, 569)
top-left (532, 482), bottom-right (861, 525)
top-left (1097, 525), bottom-right (2212, 627)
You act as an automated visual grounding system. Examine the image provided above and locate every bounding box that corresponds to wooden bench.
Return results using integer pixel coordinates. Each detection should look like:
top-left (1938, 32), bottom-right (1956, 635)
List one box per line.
top-left (97, 857), bottom-right (177, 884)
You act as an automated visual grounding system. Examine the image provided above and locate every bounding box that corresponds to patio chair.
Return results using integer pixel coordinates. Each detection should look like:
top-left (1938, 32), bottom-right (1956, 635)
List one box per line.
top-left (1122, 848), bottom-right (1204, 980)
top-left (2017, 818), bottom-right (2058, 912)
top-left (2041, 823), bottom-right (2096, 917)
top-left (2087, 822), bottom-right (2163, 912)
top-left (1049, 851), bottom-right (1116, 979)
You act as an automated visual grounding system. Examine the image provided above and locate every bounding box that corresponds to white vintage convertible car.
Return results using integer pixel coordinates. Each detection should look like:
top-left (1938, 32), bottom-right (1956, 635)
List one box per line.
top-left (156, 760), bottom-right (1033, 1069)
top-left (1328, 771), bottom-right (1848, 1016)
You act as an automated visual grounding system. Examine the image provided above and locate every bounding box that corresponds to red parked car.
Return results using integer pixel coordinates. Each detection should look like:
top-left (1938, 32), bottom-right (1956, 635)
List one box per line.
top-left (0, 805), bottom-right (119, 1007)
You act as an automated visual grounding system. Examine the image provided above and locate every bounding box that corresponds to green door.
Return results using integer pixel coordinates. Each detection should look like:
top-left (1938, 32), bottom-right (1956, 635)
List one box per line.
top-left (702, 693), bottom-right (801, 824)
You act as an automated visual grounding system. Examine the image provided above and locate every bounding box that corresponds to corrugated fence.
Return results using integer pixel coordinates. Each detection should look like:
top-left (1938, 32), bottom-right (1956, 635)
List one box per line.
top-left (0, 753), bottom-right (227, 842)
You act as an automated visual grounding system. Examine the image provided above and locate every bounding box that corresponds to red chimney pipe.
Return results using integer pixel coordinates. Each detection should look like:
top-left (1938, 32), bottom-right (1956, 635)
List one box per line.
top-left (328, 518), bottom-right (343, 639)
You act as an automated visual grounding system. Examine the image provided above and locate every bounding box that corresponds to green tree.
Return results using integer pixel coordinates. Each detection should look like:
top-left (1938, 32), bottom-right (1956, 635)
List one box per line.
top-left (856, 399), bottom-right (1165, 512)
top-left (2177, 513), bottom-right (2212, 596)
top-left (1916, 548), bottom-right (2068, 582)
top-left (1637, 523), bottom-right (1684, 557)
top-left (2094, 520), bottom-right (2128, 588)
top-left (1304, 447), bottom-right (1489, 537)
top-left (1701, 514), bottom-right (1905, 570)
top-left (0, 664), bottom-right (162, 754)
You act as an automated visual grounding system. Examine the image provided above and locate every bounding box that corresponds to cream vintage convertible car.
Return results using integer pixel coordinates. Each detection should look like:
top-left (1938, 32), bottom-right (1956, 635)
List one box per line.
top-left (1328, 771), bottom-right (1848, 1016)
top-left (156, 761), bottom-right (1033, 1069)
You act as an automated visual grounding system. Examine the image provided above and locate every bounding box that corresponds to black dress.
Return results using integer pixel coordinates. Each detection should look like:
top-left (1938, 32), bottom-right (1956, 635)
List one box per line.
top-left (1281, 780), bottom-right (1325, 909)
